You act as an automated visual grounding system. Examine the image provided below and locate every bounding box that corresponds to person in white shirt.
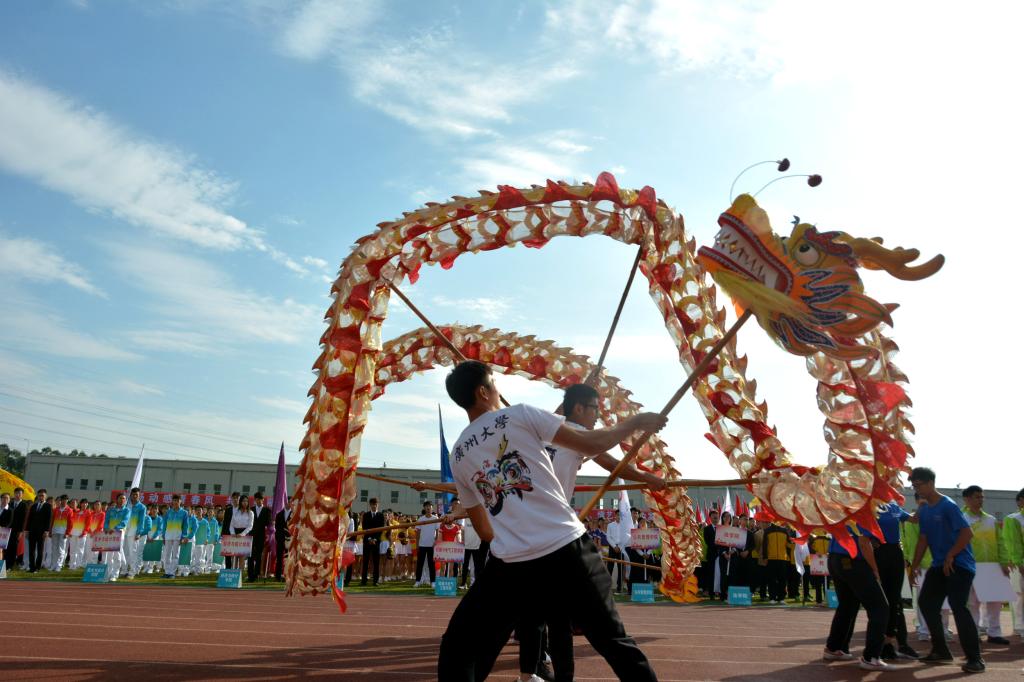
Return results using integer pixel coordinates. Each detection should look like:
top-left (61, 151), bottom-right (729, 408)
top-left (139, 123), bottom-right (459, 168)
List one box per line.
top-left (414, 502), bottom-right (440, 587)
top-left (436, 360), bottom-right (665, 682)
top-left (460, 517), bottom-right (484, 589)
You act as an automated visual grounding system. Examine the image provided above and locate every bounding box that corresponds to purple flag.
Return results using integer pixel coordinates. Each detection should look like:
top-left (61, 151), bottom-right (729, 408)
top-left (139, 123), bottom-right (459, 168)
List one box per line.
top-left (268, 442), bottom-right (287, 547)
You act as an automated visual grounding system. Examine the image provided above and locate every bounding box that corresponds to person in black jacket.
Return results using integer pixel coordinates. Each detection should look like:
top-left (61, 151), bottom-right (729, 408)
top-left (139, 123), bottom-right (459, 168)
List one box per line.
top-left (700, 510), bottom-right (720, 597)
top-left (273, 504), bottom-right (290, 581)
top-left (5, 487), bottom-right (29, 569)
top-left (361, 498), bottom-right (385, 586)
top-left (221, 491), bottom-right (239, 569)
top-left (25, 489), bottom-right (52, 572)
top-left (248, 492), bottom-right (272, 582)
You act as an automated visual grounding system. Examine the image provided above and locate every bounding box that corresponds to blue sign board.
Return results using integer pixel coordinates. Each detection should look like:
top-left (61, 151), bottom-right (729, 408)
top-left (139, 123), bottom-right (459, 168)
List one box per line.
top-left (217, 568), bottom-right (243, 589)
top-left (631, 582), bottom-right (655, 603)
top-left (826, 589), bottom-right (838, 608)
top-left (83, 563), bottom-right (108, 583)
top-left (727, 586), bottom-right (752, 606)
top-left (434, 576), bottom-right (457, 596)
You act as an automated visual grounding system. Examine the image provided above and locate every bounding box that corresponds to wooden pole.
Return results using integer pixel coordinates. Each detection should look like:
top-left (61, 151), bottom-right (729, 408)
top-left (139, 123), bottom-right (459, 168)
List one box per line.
top-left (585, 244), bottom-right (644, 385)
top-left (356, 471), bottom-right (453, 493)
top-left (350, 514), bottom-right (467, 538)
top-left (386, 280), bottom-right (509, 407)
top-left (602, 555), bottom-right (654, 570)
top-left (574, 477), bottom-right (753, 493)
top-left (577, 309), bottom-right (754, 521)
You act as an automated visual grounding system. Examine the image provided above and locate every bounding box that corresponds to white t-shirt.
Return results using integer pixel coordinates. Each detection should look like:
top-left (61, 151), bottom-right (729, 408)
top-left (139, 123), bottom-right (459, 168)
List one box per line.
top-left (544, 421), bottom-right (596, 502)
top-left (462, 520), bottom-right (482, 550)
top-left (450, 403), bottom-right (586, 562)
top-left (417, 515), bottom-right (440, 547)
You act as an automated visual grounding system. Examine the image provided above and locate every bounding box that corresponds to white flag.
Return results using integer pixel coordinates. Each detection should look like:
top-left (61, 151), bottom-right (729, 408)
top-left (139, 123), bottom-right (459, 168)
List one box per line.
top-left (794, 541), bottom-right (810, 576)
top-left (618, 483), bottom-right (634, 547)
top-left (722, 487), bottom-right (734, 516)
top-left (130, 444), bottom-right (145, 489)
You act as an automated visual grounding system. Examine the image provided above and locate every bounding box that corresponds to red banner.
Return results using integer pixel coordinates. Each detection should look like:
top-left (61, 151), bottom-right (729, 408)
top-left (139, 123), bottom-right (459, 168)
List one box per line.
top-left (110, 489), bottom-right (232, 507)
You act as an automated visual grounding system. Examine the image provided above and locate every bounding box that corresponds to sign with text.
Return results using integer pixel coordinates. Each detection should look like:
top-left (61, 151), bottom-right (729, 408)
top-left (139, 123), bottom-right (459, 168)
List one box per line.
top-left (90, 531), bottom-right (123, 552)
top-left (714, 525), bottom-right (748, 549)
top-left (631, 582), bottom-right (655, 603)
top-left (434, 542), bottom-right (465, 563)
top-left (0, 527), bottom-right (10, 548)
top-left (434, 576), bottom-right (458, 596)
top-left (826, 589), bottom-right (838, 608)
top-left (629, 528), bottom-right (660, 549)
top-left (217, 568), bottom-right (243, 589)
top-left (728, 586), bottom-right (753, 606)
top-left (810, 555), bottom-right (829, 576)
top-left (83, 563), bottom-right (109, 583)
top-left (220, 535), bottom-right (253, 557)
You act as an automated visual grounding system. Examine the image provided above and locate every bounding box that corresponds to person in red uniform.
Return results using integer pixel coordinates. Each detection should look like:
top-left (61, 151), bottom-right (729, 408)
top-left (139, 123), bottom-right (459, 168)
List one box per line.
top-left (438, 513), bottom-right (463, 578)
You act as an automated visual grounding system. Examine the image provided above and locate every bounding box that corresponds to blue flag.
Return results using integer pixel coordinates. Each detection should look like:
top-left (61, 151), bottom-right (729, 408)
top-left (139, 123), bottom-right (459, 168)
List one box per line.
top-left (439, 406), bottom-right (455, 509)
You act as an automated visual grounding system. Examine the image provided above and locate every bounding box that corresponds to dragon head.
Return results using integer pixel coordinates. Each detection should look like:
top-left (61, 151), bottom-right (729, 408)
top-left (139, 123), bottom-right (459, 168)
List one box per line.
top-left (697, 194), bottom-right (944, 359)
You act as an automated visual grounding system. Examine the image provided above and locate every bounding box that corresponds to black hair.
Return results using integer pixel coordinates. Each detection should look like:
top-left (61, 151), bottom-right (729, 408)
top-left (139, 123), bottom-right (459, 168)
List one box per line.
top-left (1017, 488), bottom-right (1024, 502)
top-left (254, 491), bottom-right (264, 499)
top-left (368, 497), bottom-right (378, 504)
top-left (171, 494), bottom-right (181, 501)
top-left (231, 491), bottom-right (240, 497)
top-left (14, 487), bottom-right (23, 494)
top-left (563, 383), bottom-right (599, 420)
top-left (962, 485), bottom-right (983, 498)
top-left (130, 487), bottom-right (140, 494)
top-left (908, 467), bottom-right (935, 483)
top-left (38, 488), bottom-right (47, 495)
top-left (445, 360), bottom-right (492, 409)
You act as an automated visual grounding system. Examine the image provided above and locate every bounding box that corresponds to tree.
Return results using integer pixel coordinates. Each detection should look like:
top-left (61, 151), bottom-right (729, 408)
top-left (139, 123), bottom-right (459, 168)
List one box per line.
top-left (0, 444), bottom-right (26, 477)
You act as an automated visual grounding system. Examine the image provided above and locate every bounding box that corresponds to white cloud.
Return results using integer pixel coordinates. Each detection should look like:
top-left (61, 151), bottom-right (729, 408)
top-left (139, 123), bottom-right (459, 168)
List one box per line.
top-left (303, 255), bottom-right (329, 270)
top-left (0, 294), bottom-right (140, 361)
top-left (109, 242), bottom-right (322, 346)
top-left (124, 328), bottom-right (220, 355)
top-left (431, 295), bottom-right (512, 323)
top-left (458, 140), bottom-right (588, 190)
top-left (0, 233), bottom-right (105, 297)
top-left (116, 380), bottom-right (165, 396)
top-left (254, 396), bottom-right (310, 414)
top-left (278, 0), bottom-right (379, 61)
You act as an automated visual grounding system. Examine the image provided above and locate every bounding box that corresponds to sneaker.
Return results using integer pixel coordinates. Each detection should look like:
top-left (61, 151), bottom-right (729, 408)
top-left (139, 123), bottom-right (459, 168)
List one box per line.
top-left (897, 644), bottom-right (920, 659)
top-left (823, 648), bottom-right (855, 661)
top-left (162, 573), bottom-right (174, 578)
top-left (986, 635), bottom-right (1010, 645)
top-left (961, 659), bottom-right (985, 674)
top-left (859, 657), bottom-right (891, 672)
top-left (920, 651), bottom-right (954, 664)
top-left (880, 643), bottom-right (897, 661)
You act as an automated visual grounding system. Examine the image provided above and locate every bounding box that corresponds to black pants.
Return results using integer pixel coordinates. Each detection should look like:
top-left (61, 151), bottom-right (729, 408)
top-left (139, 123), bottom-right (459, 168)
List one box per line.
top-left (826, 553), bottom-right (888, 660)
top-left (874, 543), bottom-right (908, 645)
top-left (438, 535), bottom-right (656, 682)
top-left (361, 539), bottom-right (380, 584)
top-left (919, 565), bottom-right (981, 662)
top-left (751, 561), bottom-right (767, 599)
top-left (607, 547), bottom-right (624, 591)
top-left (247, 536), bottom-right (265, 582)
top-left (461, 546), bottom-right (487, 586)
top-left (28, 531), bottom-right (45, 571)
top-left (802, 571), bottom-right (824, 603)
top-left (767, 559), bottom-right (788, 601)
top-left (415, 545), bottom-right (435, 584)
top-left (274, 538), bottom-right (286, 579)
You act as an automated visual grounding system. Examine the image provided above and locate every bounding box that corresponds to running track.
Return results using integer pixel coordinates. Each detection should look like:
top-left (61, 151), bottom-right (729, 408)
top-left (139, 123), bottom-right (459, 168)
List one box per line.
top-left (1, 582), bottom-right (1021, 680)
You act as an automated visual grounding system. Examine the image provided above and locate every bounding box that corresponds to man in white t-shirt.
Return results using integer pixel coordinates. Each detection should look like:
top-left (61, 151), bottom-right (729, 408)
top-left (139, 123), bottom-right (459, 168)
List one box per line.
top-left (415, 501), bottom-right (440, 587)
top-left (436, 360), bottom-right (665, 682)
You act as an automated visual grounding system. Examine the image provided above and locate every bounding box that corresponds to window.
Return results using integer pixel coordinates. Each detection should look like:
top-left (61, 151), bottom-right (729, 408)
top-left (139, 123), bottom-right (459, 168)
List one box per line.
top-left (420, 491), bottom-right (428, 502)
top-left (94, 479), bottom-right (104, 490)
top-left (213, 484), bottom-right (222, 495)
top-left (183, 483), bottom-right (191, 492)
top-left (124, 480), bottom-right (131, 489)
top-left (64, 478), bottom-right (73, 489)
top-left (198, 483), bottom-right (207, 493)
top-left (242, 485), bottom-right (251, 494)
top-left (360, 489), bottom-right (368, 502)
top-left (79, 478), bottom-right (88, 491)
top-left (390, 490), bottom-right (400, 504)
top-left (154, 481), bottom-right (163, 490)
top-left (257, 485), bottom-right (266, 494)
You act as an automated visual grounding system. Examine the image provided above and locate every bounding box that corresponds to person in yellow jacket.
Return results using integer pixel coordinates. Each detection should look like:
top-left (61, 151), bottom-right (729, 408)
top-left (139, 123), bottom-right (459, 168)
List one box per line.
top-left (762, 522), bottom-right (793, 604)
top-left (961, 485), bottom-right (1011, 645)
top-left (1002, 488), bottom-right (1024, 636)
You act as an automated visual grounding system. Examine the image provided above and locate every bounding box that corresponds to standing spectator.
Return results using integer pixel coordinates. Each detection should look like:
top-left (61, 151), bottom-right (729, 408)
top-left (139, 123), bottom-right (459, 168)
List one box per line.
top-left (85, 500), bottom-right (104, 564)
top-left (274, 502), bottom-right (291, 581)
top-left (125, 488), bottom-right (148, 579)
top-left (700, 510), bottom-right (720, 597)
top-left (67, 499), bottom-right (88, 569)
top-left (103, 492), bottom-right (130, 581)
top-left (25, 489), bottom-right (52, 573)
top-left (48, 495), bottom-right (72, 571)
top-left (606, 509), bottom-right (625, 593)
top-left (0, 492), bottom-right (11, 566)
top-left (161, 495), bottom-right (189, 579)
top-left (228, 494), bottom-right (254, 569)
top-left (413, 501), bottom-right (438, 587)
top-left (461, 517), bottom-right (484, 589)
top-left (191, 506), bottom-right (210, 575)
top-left (822, 524), bottom-right (890, 671)
top-left (909, 467), bottom-right (984, 674)
top-left (361, 498), bottom-right (385, 586)
top-left (6, 487), bottom-right (28, 570)
top-left (177, 505), bottom-right (198, 576)
top-left (874, 502), bottom-right (919, 660)
top-left (142, 504), bottom-right (163, 574)
top-left (762, 521), bottom-right (791, 604)
top-left (961, 485), bottom-right (1011, 645)
top-left (1002, 488), bottom-right (1024, 637)
top-left (249, 492), bottom-right (271, 582)
top-left (221, 492), bottom-right (239, 569)
top-left (805, 531), bottom-right (829, 605)
top-left (343, 510), bottom-right (358, 587)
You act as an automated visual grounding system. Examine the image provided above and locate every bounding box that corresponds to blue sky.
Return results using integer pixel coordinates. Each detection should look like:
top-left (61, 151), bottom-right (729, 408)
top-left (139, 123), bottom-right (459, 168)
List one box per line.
top-left (1, 1), bottom-right (1020, 490)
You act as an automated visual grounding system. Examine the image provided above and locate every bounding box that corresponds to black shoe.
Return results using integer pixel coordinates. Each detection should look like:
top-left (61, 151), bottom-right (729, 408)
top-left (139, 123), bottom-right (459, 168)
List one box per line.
top-left (920, 651), bottom-right (954, 664)
top-left (880, 643), bottom-right (897, 661)
top-left (961, 659), bottom-right (986, 674)
top-left (897, 644), bottom-right (920, 660)
top-left (535, 661), bottom-right (556, 682)
top-left (359, 580), bottom-right (367, 586)
top-left (986, 635), bottom-right (1010, 645)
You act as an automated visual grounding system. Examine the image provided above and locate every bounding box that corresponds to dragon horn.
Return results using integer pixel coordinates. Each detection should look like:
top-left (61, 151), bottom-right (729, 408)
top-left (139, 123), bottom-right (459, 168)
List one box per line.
top-left (845, 237), bottom-right (945, 281)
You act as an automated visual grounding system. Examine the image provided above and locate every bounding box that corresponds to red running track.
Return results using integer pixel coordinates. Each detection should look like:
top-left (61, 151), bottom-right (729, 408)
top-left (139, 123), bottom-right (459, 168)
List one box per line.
top-left (1, 582), bottom-right (1022, 680)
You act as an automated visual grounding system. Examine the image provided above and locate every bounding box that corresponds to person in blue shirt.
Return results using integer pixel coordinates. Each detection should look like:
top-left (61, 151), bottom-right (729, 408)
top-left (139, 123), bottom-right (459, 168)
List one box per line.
top-left (908, 467), bottom-right (983, 674)
top-left (124, 488), bottom-right (149, 579)
top-left (823, 521), bottom-right (891, 671)
top-left (103, 493), bottom-right (130, 582)
top-left (161, 495), bottom-right (190, 579)
top-left (873, 501), bottom-right (919, 661)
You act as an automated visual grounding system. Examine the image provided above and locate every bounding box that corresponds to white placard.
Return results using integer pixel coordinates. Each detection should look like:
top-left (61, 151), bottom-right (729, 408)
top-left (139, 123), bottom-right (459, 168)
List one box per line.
top-left (972, 562), bottom-right (1016, 603)
top-left (0, 527), bottom-right (10, 548)
top-left (220, 535), bottom-right (253, 557)
top-left (630, 528), bottom-right (660, 549)
top-left (714, 525), bottom-right (748, 549)
top-left (434, 541), bottom-right (465, 562)
top-left (90, 531), bottom-right (123, 552)
top-left (810, 554), bottom-right (829, 576)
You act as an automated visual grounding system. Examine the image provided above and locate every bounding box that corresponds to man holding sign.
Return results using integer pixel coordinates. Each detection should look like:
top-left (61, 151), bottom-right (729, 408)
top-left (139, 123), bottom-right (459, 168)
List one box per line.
top-left (961, 485), bottom-right (1012, 646)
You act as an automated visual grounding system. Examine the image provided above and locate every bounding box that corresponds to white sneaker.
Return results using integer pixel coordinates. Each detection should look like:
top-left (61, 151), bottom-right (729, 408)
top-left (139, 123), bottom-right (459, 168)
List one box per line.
top-left (823, 649), bottom-right (854, 661)
top-left (859, 657), bottom-right (891, 671)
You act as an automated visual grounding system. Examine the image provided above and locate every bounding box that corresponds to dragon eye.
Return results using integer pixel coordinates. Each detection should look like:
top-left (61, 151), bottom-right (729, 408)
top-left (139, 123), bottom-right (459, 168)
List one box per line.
top-left (793, 242), bottom-right (820, 266)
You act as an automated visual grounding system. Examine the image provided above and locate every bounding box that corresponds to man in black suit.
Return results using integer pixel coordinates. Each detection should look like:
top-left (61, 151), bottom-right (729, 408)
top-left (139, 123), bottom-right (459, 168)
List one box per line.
top-left (4, 487), bottom-right (28, 570)
top-left (221, 491), bottom-right (239, 569)
top-left (274, 503), bottom-right (291, 581)
top-left (361, 498), bottom-right (384, 586)
top-left (248, 491), bottom-right (271, 582)
top-left (25, 488), bottom-right (52, 573)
